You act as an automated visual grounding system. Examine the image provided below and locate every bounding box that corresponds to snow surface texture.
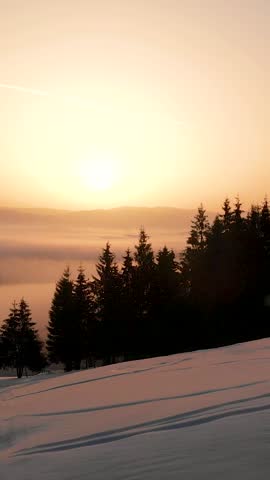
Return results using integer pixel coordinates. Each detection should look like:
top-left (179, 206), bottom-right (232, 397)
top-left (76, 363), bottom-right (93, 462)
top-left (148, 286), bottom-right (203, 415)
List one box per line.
top-left (1, 339), bottom-right (270, 479)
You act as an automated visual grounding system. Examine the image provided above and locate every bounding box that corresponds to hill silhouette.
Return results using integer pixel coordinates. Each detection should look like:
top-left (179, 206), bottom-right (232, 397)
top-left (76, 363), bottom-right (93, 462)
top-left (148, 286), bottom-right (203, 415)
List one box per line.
top-left (0, 206), bottom-right (216, 229)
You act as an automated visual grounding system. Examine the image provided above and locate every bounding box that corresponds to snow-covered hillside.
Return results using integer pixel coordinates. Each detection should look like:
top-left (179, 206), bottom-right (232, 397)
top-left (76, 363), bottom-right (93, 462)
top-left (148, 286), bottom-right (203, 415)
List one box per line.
top-left (1, 339), bottom-right (270, 479)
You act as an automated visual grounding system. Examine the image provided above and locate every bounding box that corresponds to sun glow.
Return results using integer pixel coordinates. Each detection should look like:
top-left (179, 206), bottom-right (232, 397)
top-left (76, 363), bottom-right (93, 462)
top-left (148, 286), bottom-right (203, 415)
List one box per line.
top-left (79, 154), bottom-right (118, 192)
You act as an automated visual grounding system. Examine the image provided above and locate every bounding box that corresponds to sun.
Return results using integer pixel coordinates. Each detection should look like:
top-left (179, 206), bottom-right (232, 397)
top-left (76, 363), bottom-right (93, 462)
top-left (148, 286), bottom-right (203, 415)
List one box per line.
top-left (78, 153), bottom-right (117, 192)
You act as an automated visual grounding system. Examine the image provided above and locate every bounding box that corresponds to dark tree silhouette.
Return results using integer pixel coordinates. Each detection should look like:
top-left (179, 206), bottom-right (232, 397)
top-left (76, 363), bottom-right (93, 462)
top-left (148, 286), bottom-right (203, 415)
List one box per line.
top-left (133, 228), bottom-right (156, 355)
top-left (221, 197), bottom-right (233, 232)
top-left (73, 266), bottom-right (96, 368)
top-left (41, 195), bottom-right (270, 370)
top-left (0, 299), bottom-right (45, 378)
top-left (179, 205), bottom-right (211, 348)
top-left (261, 198), bottom-right (270, 252)
top-left (122, 248), bottom-right (134, 288)
top-left (120, 249), bottom-right (136, 359)
top-left (92, 243), bottom-right (121, 363)
top-left (207, 215), bottom-right (223, 244)
top-left (154, 246), bottom-right (181, 354)
top-left (187, 204), bottom-right (210, 251)
top-left (180, 204), bottom-right (210, 296)
top-left (247, 205), bottom-right (261, 234)
top-left (183, 197), bottom-right (268, 347)
top-left (232, 196), bottom-right (245, 228)
top-left (47, 267), bottom-right (75, 371)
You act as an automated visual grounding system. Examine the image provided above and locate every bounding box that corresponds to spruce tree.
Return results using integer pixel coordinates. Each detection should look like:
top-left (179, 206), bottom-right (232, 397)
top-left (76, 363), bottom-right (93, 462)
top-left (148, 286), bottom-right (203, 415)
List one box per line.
top-left (134, 228), bottom-right (155, 270)
top-left (155, 247), bottom-right (180, 354)
top-left (134, 229), bottom-right (156, 355)
top-left (260, 198), bottom-right (270, 330)
top-left (156, 247), bottom-right (179, 292)
top-left (247, 205), bottom-right (261, 234)
top-left (187, 204), bottom-right (210, 251)
top-left (92, 243), bottom-right (121, 363)
top-left (120, 249), bottom-right (136, 359)
top-left (261, 198), bottom-right (270, 252)
top-left (122, 249), bottom-right (134, 289)
top-left (221, 197), bottom-right (233, 232)
top-left (47, 267), bottom-right (75, 371)
top-left (73, 266), bottom-right (96, 368)
top-left (232, 196), bottom-right (245, 230)
top-left (180, 206), bottom-right (212, 348)
top-left (208, 216), bottom-right (223, 244)
top-left (181, 205), bottom-right (210, 294)
top-left (1, 302), bottom-right (22, 377)
top-left (1, 299), bottom-right (45, 378)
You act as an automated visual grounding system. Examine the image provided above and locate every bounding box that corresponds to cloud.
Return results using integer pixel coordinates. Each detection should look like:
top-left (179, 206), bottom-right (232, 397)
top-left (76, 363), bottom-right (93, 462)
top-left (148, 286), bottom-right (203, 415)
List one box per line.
top-left (0, 240), bottom-right (103, 261)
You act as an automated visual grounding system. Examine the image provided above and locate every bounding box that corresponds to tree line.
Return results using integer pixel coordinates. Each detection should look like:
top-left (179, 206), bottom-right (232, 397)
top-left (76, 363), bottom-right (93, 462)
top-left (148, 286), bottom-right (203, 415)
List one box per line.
top-left (1, 197), bottom-right (270, 376)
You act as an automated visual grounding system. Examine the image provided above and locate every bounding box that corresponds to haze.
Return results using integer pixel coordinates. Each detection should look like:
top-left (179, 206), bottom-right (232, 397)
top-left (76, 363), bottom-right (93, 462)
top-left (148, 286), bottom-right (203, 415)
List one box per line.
top-left (0, 206), bottom-right (201, 335)
top-left (1, 0), bottom-right (269, 210)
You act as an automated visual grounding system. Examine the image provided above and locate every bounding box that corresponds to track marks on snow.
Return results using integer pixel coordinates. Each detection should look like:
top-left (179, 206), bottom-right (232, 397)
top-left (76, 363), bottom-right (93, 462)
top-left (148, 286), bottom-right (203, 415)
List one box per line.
top-left (13, 357), bottom-right (194, 400)
top-left (28, 380), bottom-right (266, 417)
top-left (15, 391), bottom-right (270, 456)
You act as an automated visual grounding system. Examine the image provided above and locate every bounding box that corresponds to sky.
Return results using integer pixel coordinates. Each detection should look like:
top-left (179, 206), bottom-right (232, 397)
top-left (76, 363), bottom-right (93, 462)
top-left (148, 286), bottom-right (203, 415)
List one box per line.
top-left (0, 0), bottom-right (269, 210)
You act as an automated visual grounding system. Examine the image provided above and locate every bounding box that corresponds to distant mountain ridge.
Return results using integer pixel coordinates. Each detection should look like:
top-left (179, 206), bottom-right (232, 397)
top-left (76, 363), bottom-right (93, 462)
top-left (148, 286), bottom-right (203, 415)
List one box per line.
top-left (0, 206), bottom-right (216, 229)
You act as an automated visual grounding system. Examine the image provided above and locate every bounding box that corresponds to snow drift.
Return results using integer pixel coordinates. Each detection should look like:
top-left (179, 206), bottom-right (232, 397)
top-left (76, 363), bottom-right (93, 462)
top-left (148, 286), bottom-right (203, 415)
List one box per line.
top-left (1, 339), bottom-right (270, 479)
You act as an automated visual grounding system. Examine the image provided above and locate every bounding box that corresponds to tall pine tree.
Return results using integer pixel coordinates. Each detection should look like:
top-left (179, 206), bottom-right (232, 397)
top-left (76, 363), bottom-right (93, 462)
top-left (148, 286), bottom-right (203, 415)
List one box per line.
top-left (154, 247), bottom-right (181, 354)
top-left (92, 243), bottom-right (121, 363)
top-left (73, 266), bottom-right (96, 368)
top-left (1, 299), bottom-right (45, 378)
top-left (221, 197), bottom-right (233, 232)
top-left (133, 228), bottom-right (156, 355)
top-left (47, 267), bottom-right (76, 371)
top-left (180, 204), bottom-right (210, 295)
top-left (261, 198), bottom-right (270, 252)
top-left (120, 249), bottom-right (136, 359)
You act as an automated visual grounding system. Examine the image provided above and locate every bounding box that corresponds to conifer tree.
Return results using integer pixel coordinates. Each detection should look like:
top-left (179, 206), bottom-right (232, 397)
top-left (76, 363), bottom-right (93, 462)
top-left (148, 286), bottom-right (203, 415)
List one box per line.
top-left (187, 204), bottom-right (210, 251)
top-left (232, 196), bottom-right (245, 230)
top-left (122, 248), bottom-right (134, 289)
top-left (0, 302), bottom-right (22, 377)
top-left (73, 266), bottom-right (96, 368)
top-left (154, 247), bottom-right (181, 353)
top-left (47, 267), bottom-right (75, 371)
top-left (156, 246), bottom-right (179, 291)
top-left (260, 199), bottom-right (270, 326)
top-left (181, 205), bottom-right (210, 294)
top-left (92, 243), bottom-right (121, 363)
top-left (134, 228), bottom-right (155, 269)
top-left (208, 216), bottom-right (223, 244)
top-left (261, 198), bottom-right (270, 252)
top-left (221, 197), bottom-right (233, 232)
top-left (120, 249), bottom-right (136, 359)
top-left (133, 228), bottom-right (156, 354)
top-left (1, 299), bottom-right (45, 378)
top-left (247, 205), bottom-right (261, 233)
top-left (134, 228), bottom-right (156, 301)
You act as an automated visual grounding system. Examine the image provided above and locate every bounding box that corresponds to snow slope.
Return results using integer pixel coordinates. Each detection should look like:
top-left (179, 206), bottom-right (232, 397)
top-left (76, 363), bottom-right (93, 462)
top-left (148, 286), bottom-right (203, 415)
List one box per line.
top-left (1, 339), bottom-right (270, 479)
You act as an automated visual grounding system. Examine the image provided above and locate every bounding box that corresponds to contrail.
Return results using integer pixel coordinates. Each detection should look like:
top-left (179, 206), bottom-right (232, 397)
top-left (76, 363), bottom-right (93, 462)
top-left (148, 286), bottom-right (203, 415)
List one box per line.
top-left (0, 83), bottom-right (99, 111)
top-left (0, 83), bottom-right (49, 97)
top-left (0, 82), bottom-right (184, 126)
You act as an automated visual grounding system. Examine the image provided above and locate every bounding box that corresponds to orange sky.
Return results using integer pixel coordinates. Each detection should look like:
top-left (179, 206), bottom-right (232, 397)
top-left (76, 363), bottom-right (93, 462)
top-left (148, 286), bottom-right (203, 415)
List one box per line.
top-left (0, 0), bottom-right (269, 210)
